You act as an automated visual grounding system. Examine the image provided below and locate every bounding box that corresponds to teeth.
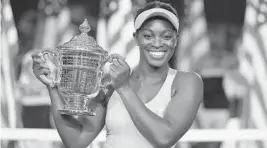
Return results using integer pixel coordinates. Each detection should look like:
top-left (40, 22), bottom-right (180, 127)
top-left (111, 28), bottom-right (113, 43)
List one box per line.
top-left (149, 51), bottom-right (165, 56)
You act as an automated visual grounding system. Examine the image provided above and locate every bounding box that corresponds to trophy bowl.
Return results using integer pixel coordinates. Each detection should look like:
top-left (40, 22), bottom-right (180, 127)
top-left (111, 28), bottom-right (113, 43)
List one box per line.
top-left (39, 19), bottom-right (119, 116)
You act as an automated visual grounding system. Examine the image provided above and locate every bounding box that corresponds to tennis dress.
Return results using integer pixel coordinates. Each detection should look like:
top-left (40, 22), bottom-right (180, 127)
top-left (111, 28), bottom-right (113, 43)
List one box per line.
top-left (104, 68), bottom-right (177, 148)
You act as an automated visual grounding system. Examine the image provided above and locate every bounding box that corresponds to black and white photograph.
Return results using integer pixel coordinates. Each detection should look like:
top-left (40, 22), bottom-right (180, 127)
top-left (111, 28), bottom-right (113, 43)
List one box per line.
top-left (1, 0), bottom-right (267, 148)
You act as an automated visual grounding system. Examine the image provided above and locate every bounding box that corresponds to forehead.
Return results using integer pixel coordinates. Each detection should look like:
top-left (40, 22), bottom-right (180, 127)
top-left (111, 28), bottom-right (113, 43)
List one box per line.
top-left (139, 17), bottom-right (175, 32)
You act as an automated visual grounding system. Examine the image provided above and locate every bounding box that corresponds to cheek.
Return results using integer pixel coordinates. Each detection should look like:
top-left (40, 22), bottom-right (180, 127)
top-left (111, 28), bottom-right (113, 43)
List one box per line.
top-left (162, 42), bottom-right (176, 57)
top-left (166, 38), bottom-right (177, 47)
top-left (166, 47), bottom-right (175, 58)
top-left (137, 39), bottom-right (151, 50)
top-left (165, 39), bottom-right (177, 56)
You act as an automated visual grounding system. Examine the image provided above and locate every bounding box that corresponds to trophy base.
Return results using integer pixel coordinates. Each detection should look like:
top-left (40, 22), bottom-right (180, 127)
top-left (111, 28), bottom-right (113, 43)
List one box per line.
top-left (58, 109), bottom-right (96, 116)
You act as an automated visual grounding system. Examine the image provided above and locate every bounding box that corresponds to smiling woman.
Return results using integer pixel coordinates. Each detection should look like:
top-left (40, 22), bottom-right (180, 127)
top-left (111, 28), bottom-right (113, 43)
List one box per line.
top-left (134, 17), bottom-right (178, 68)
top-left (31, 1), bottom-right (203, 148)
top-left (105, 1), bottom-right (202, 148)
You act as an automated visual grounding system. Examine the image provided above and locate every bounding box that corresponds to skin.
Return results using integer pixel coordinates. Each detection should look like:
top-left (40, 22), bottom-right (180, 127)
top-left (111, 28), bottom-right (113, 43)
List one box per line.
top-left (32, 14), bottom-right (203, 148)
top-left (110, 19), bottom-right (203, 147)
top-left (32, 50), bottom-right (113, 148)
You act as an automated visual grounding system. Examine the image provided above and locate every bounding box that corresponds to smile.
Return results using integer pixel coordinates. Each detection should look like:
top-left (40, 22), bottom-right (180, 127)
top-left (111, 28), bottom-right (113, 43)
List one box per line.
top-left (148, 51), bottom-right (166, 59)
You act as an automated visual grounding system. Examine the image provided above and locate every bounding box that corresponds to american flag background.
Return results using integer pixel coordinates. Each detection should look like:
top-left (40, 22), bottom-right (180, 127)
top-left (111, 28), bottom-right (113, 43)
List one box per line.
top-left (1, 0), bottom-right (267, 148)
top-left (1, 0), bottom-right (20, 130)
top-left (1, 0), bottom-right (22, 147)
top-left (237, 0), bottom-right (267, 147)
top-left (97, 0), bottom-right (140, 71)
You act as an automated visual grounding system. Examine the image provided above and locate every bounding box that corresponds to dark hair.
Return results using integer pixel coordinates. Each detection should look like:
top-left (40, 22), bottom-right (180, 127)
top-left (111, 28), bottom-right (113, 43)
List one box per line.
top-left (134, 1), bottom-right (179, 21)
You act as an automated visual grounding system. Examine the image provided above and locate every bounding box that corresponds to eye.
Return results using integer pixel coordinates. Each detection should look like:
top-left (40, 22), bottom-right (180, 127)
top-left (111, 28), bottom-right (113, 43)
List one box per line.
top-left (163, 35), bottom-right (172, 40)
top-left (144, 34), bottom-right (152, 39)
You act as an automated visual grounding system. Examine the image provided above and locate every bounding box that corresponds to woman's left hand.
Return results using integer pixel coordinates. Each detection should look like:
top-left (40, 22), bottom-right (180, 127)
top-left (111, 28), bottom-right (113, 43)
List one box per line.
top-left (109, 57), bottom-right (131, 90)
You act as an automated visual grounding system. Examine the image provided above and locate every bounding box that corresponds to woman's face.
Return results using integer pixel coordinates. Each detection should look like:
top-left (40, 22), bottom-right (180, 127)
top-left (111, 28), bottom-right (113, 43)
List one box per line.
top-left (135, 18), bottom-right (178, 68)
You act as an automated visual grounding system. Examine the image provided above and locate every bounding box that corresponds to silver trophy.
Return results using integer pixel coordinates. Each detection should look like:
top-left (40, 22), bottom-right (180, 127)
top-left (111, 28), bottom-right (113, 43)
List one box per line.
top-left (39, 19), bottom-right (119, 116)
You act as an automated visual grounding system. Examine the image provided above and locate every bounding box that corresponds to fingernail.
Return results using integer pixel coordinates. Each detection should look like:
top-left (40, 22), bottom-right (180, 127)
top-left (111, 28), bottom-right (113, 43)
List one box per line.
top-left (44, 54), bottom-right (50, 60)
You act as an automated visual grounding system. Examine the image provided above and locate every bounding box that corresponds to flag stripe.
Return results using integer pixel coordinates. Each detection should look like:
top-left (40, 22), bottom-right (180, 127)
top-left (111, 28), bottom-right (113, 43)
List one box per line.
top-left (1, 0), bottom-right (19, 128)
top-left (240, 0), bottom-right (267, 147)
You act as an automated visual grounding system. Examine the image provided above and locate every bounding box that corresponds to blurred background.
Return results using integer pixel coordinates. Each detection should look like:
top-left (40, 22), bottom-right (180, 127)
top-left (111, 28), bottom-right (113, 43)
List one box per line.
top-left (1, 0), bottom-right (266, 148)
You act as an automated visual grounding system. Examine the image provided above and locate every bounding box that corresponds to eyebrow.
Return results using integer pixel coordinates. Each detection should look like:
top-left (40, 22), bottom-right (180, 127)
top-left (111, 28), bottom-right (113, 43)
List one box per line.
top-left (141, 29), bottom-right (176, 33)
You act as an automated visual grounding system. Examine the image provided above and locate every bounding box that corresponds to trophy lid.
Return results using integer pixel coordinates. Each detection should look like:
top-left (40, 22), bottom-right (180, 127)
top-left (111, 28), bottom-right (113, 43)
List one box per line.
top-left (57, 19), bottom-right (107, 55)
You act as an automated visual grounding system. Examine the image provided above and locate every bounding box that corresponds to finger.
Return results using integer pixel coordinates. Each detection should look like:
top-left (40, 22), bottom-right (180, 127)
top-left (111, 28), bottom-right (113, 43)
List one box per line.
top-left (109, 64), bottom-right (117, 72)
top-left (109, 54), bottom-right (119, 60)
top-left (31, 49), bottom-right (42, 59)
top-left (32, 60), bottom-right (49, 71)
top-left (36, 52), bottom-right (47, 63)
top-left (112, 59), bottom-right (122, 67)
top-left (117, 58), bottom-right (128, 66)
top-left (109, 69), bottom-right (119, 80)
top-left (32, 54), bottom-right (44, 63)
top-left (110, 60), bottom-right (120, 69)
top-left (39, 63), bottom-right (50, 69)
top-left (33, 59), bottom-right (49, 69)
top-left (42, 54), bottom-right (57, 71)
top-left (39, 68), bottom-right (50, 75)
top-left (35, 66), bottom-right (50, 74)
top-left (33, 52), bottom-right (48, 64)
top-left (37, 50), bottom-right (53, 62)
top-left (108, 54), bottom-right (125, 63)
top-left (43, 53), bottom-right (51, 62)
top-left (114, 54), bottom-right (125, 60)
top-left (40, 75), bottom-right (53, 85)
top-left (33, 58), bottom-right (45, 63)
top-left (33, 66), bottom-right (49, 75)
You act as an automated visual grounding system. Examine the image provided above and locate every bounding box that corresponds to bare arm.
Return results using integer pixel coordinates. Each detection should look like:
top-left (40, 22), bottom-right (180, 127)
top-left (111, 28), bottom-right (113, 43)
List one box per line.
top-left (117, 72), bottom-right (203, 148)
top-left (31, 50), bottom-right (113, 148)
top-left (48, 86), bottom-right (111, 148)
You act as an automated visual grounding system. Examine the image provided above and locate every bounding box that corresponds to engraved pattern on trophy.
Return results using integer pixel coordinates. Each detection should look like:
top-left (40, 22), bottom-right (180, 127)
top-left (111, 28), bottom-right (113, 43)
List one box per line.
top-left (39, 19), bottom-right (120, 116)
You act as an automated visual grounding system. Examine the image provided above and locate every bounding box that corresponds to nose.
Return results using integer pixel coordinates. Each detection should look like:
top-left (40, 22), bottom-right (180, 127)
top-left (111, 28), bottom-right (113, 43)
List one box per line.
top-left (152, 37), bottom-right (163, 48)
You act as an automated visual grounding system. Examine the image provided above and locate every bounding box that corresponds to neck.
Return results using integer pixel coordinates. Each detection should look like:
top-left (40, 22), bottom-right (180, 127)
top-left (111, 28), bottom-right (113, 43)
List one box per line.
top-left (133, 63), bottom-right (170, 81)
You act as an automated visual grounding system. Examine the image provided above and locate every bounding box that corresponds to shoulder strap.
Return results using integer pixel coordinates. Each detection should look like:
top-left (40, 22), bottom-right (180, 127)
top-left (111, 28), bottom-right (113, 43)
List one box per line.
top-left (146, 68), bottom-right (177, 106)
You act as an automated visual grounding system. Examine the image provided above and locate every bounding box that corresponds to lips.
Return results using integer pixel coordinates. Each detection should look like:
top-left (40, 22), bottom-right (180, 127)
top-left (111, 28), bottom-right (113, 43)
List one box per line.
top-left (148, 51), bottom-right (166, 59)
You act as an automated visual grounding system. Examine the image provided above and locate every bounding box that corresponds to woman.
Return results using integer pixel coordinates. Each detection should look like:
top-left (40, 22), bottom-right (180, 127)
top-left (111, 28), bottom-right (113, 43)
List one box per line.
top-left (32, 1), bottom-right (203, 148)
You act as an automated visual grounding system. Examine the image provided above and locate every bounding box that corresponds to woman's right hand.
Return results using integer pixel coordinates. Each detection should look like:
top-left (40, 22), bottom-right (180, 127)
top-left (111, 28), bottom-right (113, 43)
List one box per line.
top-left (31, 50), bottom-right (57, 87)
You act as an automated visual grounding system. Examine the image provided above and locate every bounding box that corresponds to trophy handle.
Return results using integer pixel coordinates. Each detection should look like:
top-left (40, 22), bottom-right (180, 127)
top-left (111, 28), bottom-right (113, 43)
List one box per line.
top-left (99, 54), bottom-right (124, 92)
top-left (39, 48), bottom-right (61, 88)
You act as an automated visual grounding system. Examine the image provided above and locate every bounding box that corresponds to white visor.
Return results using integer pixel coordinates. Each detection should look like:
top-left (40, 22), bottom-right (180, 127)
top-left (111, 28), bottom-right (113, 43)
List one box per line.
top-left (134, 8), bottom-right (179, 33)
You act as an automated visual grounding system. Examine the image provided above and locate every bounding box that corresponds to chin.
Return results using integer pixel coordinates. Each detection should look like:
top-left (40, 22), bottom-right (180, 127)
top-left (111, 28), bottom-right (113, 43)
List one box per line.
top-left (147, 60), bottom-right (167, 68)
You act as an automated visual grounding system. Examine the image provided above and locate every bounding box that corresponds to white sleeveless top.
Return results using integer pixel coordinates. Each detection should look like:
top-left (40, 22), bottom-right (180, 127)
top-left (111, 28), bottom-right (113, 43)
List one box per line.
top-left (104, 68), bottom-right (177, 148)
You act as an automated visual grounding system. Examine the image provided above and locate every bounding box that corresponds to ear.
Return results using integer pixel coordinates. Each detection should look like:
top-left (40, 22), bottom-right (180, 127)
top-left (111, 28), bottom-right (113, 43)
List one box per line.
top-left (175, 34), bottom-right (179, 46)
top-left (133, 32), bottom-right (138, 45)
top-left (133, 32), bottom-right (137, 38)
top-left (176, 34), bottom-right (179, 38)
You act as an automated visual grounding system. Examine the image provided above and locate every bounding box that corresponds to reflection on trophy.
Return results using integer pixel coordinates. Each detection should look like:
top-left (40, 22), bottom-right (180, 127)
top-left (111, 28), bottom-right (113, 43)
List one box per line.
top-left (39, 19), bottom-right (119, 116)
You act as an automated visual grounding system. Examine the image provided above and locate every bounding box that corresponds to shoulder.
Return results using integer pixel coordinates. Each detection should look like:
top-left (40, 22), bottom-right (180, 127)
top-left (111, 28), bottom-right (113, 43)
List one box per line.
top-left (165, 70), bottom-right (203, 122)
top-left (173, 70), bottom-right (203, 87)
top-left (172, 70), bottom-right (203, 99)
